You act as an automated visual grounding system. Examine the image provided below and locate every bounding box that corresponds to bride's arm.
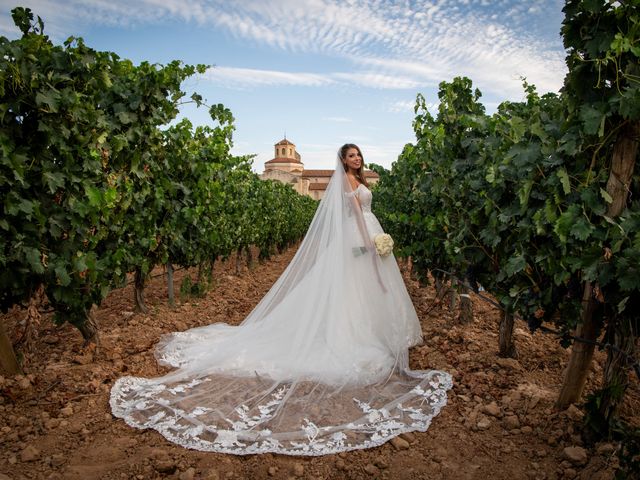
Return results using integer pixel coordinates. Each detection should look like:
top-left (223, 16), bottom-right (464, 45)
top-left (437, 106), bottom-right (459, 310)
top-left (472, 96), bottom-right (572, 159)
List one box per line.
top-left (344, 178), bottom-right (371, 246)
top-left (345, 190), bottom-right (370, 248)
top-left (344, 183), bottom-right (387, 293)
top-left (350, 192), bottom-right (387, 293)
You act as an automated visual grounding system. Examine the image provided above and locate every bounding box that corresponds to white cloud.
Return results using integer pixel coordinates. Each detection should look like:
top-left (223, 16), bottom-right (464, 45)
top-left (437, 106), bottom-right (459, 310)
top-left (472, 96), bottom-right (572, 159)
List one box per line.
top-left (202, 66), bottom-right (426, 90)
top-left (359, 141), bottom-right (407, 168)
top-left (242, 0), bottom-right (566, 97)
top-left (388, 99), bottom-right (439, 114)
top-left (388, 100), bottom-right (415, 113)
top-left (354, 57), bottom-right (446, 85)
top-left (1, 0), bottom-right (568, 100)
top-left (332, 72), bottom-right (423, 90)
top-left (202, 66), bottom-right (334, 88)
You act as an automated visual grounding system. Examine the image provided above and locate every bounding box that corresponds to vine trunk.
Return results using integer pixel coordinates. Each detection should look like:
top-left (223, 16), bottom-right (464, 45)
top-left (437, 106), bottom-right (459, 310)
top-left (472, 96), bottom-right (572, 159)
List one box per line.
top-left (557, 121), bottom-right (638, 409)
top-left (498, 311), bottom-right (517, 358)
top-left (134, 268), bottom-right (148, 314)
top-left (0, 321), bottom-right (21, 374)
top-left (76, 310), bottom-right (100, 347)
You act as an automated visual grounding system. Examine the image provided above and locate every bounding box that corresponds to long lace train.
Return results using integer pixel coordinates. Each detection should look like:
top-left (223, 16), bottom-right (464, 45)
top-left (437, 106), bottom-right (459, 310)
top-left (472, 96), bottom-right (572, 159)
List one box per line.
top-left (110, 158), bottom-right (452, 455)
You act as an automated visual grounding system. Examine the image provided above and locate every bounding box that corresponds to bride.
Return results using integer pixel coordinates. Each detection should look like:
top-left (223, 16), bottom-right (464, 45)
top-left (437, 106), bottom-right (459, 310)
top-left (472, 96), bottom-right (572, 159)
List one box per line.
top-left (110, 143), bottom-right (452, 455)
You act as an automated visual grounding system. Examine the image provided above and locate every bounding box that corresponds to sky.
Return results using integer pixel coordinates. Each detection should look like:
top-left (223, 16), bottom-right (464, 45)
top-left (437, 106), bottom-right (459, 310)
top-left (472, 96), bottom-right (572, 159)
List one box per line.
top-left (0, 0), bottom-right (568, 171)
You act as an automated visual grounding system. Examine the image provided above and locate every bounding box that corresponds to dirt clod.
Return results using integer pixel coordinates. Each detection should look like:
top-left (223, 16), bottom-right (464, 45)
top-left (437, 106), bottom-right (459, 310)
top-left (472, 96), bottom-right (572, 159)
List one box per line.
top-left (0, 249), bottom-right (633, 480)
top-left (390, 436), bottom-right (410, 450)
top-left (293, 463), bottom-right (304, 477)
top-left (563, 446), bottom-right (588, 466)
top-left (20, 445), bottom-right (40, 462)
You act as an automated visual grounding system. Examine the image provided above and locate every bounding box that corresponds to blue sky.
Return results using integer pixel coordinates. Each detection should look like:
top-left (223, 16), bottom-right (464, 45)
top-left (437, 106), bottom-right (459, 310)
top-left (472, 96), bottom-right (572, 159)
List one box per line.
top-left (0, 0), bottom-right (568, 171)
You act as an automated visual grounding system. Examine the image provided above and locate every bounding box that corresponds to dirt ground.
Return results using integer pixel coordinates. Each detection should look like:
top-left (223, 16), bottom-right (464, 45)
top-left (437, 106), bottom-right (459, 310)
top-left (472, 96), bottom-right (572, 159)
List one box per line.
top-left (0, 247), bottom-right (637, 480)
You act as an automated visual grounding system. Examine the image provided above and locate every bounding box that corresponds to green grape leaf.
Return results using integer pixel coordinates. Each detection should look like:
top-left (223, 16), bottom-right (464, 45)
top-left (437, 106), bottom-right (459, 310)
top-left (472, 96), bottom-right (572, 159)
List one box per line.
top-left (505, 255), bottom-right (526, 276)
top-left (85, 186), bottom-right (101, 207)
top-left (54, 265), bottom-right (71, 286)
top-left (600, 188), bottom-right (613, 204)
top-left (43, 171), bottom-right (65, 194)
top-left (557, 168), bottom-right (571, 195)
top-left (35, 90), bottom-right (60, 113)
top-left (25, 247), bottom-right (45, 274)
top-left (579, 104), bottom-right (607, 136)
top-left (570, 216), bottom-right (594, 240)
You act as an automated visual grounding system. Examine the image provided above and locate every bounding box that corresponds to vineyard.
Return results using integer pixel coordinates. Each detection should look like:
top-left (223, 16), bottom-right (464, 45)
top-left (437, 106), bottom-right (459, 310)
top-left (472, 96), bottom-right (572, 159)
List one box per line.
top-left (1, 1), bottom-right (640, 480)
top-left (374, 0), bottom-right (639, 436)
top-left (0, 8), bottom-right (317, 368)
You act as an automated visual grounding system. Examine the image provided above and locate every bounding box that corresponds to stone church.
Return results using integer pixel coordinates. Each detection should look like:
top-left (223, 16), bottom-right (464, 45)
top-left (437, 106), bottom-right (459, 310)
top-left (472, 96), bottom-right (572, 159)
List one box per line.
top-left (260, 138), bottom-right (379, 200)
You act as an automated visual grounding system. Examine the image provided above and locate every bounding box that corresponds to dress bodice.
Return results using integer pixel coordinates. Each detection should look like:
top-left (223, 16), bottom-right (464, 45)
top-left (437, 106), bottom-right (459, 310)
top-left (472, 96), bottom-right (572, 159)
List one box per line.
top-left (356, 184), bottom-right (373, 213)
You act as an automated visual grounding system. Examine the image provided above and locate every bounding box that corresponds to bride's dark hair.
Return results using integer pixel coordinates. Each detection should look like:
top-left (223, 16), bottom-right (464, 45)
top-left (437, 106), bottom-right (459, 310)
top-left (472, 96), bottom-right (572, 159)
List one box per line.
top-left (339, 143), bottom-right (369, 187)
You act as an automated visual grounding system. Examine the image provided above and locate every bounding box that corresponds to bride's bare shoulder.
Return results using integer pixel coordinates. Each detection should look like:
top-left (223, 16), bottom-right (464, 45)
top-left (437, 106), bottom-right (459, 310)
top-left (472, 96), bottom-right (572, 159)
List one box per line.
top-left (346, 174), bottom-right (361, 191)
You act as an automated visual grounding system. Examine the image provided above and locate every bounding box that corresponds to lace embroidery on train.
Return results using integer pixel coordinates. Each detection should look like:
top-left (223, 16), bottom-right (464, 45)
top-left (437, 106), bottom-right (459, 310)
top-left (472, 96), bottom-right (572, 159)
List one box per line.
top-left (109, 159), bottom-right (452, 455)
top-left (110, 371), bottom-right (452, 455)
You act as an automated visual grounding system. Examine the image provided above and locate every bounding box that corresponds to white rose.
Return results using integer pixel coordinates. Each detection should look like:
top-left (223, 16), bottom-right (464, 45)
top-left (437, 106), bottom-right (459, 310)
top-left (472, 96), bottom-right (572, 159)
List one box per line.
top-left (373, 233), bottom-right (394, 257)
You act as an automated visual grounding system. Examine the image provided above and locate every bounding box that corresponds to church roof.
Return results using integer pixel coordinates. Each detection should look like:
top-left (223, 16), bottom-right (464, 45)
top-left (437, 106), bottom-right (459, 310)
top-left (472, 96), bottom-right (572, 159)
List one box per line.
top-left (275, 139), bottom-right (294, 146)
top-left (301, 169), bottom-right (333, 176)
top-left (265, 157), bottom-right (303, 165)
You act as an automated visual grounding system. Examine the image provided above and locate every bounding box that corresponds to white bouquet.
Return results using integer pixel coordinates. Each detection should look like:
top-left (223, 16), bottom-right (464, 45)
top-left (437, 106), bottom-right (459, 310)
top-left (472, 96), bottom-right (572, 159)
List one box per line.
top-left (373, 233), bottom-right (394, 257)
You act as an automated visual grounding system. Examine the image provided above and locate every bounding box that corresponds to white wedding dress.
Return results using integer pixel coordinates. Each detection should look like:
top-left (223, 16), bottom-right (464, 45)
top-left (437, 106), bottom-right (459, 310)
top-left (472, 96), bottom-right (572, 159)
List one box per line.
top-left (110, 161), bottom-right (452, 455)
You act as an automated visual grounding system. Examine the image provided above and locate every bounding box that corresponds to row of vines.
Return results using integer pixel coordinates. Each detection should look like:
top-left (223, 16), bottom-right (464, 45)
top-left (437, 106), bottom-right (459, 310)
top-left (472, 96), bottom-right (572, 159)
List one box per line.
top-left (373, 0), bottom-right (638, 441)
top-left (0, 9), bottom-right (317, 371)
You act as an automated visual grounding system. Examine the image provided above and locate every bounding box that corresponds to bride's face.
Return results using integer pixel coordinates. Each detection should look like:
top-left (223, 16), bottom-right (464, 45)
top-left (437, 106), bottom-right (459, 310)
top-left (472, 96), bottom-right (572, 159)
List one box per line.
top-left (344, 148), bottom-right (362, 172)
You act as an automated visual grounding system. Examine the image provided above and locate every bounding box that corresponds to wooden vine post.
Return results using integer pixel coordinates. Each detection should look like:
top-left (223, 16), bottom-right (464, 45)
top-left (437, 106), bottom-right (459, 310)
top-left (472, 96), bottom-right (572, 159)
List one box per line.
top-left (235, 249), bottom-right (243, 275)
top-left (498, 310), bottom-right (517, 359)
top-left (556, 283), bottom-right (599, 408)
top-left (557, 121), bottom-right (638, 409)
top-left (457, 285), bottom-right (474, 325)
top-left (134, 268), bottom-right (148, 313)
top-left (76, 310), bottom-right (100, 347)
top-left (596, 121), bottom-right (639, 421)
top-left (245, 245), bottom-right (253, 269)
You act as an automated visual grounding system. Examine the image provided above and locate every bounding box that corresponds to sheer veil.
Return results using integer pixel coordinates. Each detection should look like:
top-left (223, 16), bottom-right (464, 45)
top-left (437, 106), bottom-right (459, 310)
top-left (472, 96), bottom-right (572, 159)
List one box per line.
top-left (110, 155), bottom-right (452, 455)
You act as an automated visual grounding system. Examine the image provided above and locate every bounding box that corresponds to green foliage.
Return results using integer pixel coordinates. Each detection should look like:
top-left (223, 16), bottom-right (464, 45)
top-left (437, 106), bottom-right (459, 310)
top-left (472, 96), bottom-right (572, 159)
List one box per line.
top-left (374, 7), bottom-right (640, 469)
top-left (0, 8), bottom-right (317, 333)
top-left (373, 3), bottom-right (640, 452)
top-left (0, 6), bottom-right (207, 327)
top-left (375, 1), bottom-right (639, 337)
top-left (179, 276), bottom-right (208, 299)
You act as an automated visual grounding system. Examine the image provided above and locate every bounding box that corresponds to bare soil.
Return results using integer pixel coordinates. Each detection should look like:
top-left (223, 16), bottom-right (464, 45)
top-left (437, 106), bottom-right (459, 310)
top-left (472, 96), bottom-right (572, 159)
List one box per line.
top-left (0, 247), bottom-right (637, 480)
